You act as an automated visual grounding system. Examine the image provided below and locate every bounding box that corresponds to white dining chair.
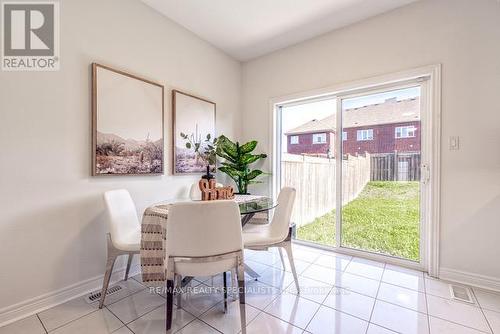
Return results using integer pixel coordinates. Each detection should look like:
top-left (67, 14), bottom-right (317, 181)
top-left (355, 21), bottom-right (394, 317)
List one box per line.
top-left (188, 181), bottom-right (223, 200)
top-left (242, 187), bottom-right (300, 292)
top-left (165, 200), bottom-right (247, 333)
top-left (99, 189), bottom-right (141, 308)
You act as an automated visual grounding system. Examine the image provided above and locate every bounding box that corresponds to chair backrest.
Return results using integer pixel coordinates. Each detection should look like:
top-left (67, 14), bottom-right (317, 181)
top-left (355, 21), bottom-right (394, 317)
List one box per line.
top-left (167, 200), bottom-right (243, 257)
top-left (103, 189), bottom-right (140, 248)
top-left (270, 187), bottom-right (296, 241)
top-left (189, 181), bottom-right (223, 200)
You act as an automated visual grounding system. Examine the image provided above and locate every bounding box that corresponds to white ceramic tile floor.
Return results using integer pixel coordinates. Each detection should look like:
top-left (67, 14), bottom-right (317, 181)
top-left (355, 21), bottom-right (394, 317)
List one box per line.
top-left (345, 258), bottom-right (385, 281)
top-left (200, 300), bottom-right (260, 334)
top-left (483, 309), bottom-right (500, 333)
top-left (474, 289), bottom-right (500, 313)
top-left (371, 300), bottom-right (429, 334)
top-left (264, 292), bottom-right (321, 329)
top-left (313, 253), bottom-right (352, 271)
top-left (426, 294), bottom-right (490, 332)
top-left (322, 287), bottom-right (375, 320)
top-left (382, 265), bottom-right (425, 292)
top-left (3, 244), bottom-right (500, 334)
top-left (0, 315), bottom-right (46, 334)
top-left (377, 282), bottom-right (427, 313)
top-left (305, 305), bottom-right (368, 334)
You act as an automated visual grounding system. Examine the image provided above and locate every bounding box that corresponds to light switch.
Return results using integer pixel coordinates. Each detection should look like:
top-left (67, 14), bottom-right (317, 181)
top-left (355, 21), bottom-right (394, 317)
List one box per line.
top-left (449, 136), bottom-right (460, 150)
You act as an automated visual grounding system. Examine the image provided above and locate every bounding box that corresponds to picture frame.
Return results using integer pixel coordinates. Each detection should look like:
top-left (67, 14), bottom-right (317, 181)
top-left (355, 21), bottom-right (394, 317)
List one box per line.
top-left (91, 63), bottom-right (164, 176)
top-left (172, 90), bottom-right (216, 175)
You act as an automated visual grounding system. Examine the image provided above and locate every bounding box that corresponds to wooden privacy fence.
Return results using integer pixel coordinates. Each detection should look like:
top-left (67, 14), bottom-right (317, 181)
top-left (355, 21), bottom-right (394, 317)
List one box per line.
top-left (370, 152), bottom-right (421, 181)
top-left (281, 153), bottom-right (371, 227)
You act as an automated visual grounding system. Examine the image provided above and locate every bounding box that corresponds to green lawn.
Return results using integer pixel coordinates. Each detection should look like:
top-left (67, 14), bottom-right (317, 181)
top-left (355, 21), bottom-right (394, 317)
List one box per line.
top-left (297, 181), bottom-right (420, 261)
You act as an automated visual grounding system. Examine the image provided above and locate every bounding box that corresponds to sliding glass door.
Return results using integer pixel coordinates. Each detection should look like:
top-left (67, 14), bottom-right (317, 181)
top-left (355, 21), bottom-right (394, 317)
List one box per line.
top-left (279, 98), bottom-right (337, 247)
top-left (338, 86), bottom-right (422, 262)
top-left (277, 81), bottom-right (428, 265)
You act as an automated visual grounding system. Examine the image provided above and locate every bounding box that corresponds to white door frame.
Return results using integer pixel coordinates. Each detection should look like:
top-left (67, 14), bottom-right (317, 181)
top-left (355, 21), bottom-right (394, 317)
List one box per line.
top-left (270, 64), bottom-right (441, 276)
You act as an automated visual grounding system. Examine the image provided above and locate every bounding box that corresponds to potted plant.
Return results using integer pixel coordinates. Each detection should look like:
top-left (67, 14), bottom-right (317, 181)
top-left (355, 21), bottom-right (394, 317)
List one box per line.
top-left (216, 135), bottom-right (267, 194)
top-left (180, 132), bottom-right (217, 179)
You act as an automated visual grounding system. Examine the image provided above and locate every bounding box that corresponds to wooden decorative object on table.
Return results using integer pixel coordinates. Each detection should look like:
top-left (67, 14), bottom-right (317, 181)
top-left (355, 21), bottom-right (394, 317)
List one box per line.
top-left (199, 179), bottom-right (235, 201)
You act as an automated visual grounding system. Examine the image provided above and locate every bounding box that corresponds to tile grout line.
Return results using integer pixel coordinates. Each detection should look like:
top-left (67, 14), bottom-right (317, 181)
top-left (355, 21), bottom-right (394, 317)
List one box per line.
top-left (470, 288), bottom-right (495, 334)
top-left (424, 286), bottom-right (493, 333)
top-left (41, 308), bottom-right (101, 332)
top-left (365, 262), bottom-right (385, 334)
top-left (423, 271), bottom-right (431, 333)
top-left (36, 313), bottom-right (48, 334)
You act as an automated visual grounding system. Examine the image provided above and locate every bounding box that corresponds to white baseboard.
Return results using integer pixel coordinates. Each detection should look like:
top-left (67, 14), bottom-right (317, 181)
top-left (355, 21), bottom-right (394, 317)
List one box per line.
top-left (0, 265), bottom-right (142, 328)
top-left (439, 267), bottom-right (500, 293)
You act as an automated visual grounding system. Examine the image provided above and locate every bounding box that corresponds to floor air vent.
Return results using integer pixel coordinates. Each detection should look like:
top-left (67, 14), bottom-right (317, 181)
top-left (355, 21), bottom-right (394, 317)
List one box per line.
top-left (449, 284), bottom-right (474, 304)
top-left (85, 284), bottom-right (125, 304)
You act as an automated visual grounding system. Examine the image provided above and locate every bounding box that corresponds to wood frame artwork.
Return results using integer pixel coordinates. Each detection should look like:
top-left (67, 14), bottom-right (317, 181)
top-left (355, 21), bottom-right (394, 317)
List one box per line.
top-left (92, 63), bottom-right (164, 176)
top-left (172, 89), bottom-right (216, 175)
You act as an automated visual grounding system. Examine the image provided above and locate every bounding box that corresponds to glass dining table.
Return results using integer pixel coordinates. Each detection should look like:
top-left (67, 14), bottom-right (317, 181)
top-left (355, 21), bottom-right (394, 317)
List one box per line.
top-left (146, 195), bottom-right (278, 284)
top-left (236, 195), bottom-right (277, 226)
top-left (234, 195), bottom-right (277, 279)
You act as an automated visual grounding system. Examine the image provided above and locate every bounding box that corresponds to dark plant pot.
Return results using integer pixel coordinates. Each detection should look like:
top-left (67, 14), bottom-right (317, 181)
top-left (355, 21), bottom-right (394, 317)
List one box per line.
top-left (234, 192), bottom-right (250, 195)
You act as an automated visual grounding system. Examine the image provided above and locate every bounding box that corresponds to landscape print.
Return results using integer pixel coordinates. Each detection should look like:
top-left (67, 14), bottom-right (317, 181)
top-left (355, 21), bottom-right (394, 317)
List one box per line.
top-left (92, 64), bottom-right (164, 175)
top-left (173, 90), bottom-right (215, 174)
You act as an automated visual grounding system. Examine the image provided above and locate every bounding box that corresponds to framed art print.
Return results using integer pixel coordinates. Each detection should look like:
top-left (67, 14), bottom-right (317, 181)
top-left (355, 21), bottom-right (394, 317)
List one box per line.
top-left (92, 63), bottom-right (164, 175)
top-left (172, 90), bottom-right (216, 175)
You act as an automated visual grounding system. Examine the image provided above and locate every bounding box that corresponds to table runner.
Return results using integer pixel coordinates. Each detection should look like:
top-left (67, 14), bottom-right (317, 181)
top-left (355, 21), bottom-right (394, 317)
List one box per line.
top-left (140, 196), bottom-right (264, 284)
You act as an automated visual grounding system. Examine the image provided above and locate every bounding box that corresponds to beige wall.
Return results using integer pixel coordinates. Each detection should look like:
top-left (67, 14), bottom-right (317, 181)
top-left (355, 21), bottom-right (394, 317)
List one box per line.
top-left (0, 0), bottom-right (241, 310)
top-left (242, 0), bottom-right (500, 280)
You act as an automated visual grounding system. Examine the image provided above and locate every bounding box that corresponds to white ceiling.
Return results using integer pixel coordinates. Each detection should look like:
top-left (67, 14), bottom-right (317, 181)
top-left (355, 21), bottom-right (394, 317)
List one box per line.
top-left (142, 0), bottom-right (418, 61)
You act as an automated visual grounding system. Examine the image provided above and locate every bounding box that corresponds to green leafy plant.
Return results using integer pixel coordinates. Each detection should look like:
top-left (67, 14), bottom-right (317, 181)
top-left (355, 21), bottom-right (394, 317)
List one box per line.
top-left (216, 135), bottom-right (267, 194)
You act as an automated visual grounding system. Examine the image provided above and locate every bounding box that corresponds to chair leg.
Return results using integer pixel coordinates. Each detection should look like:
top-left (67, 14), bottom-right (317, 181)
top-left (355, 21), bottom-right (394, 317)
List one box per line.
top-left (166, 279), bottom-right (174, 331)
top-left (176, 274), bottom-right (182, 309)
top-left (278, 248), bottom-right (286, 269)
top-left (283, 242), bottom-right (300, 294)
top-left (124, 253), bottom-right (134, 281)
top-left (223, 272), bottom-right (228, 312)
top-left (237, 263), bottom-right (247, 334)
top-left (231, 268), bottom-right (238, 299)
top-left (98, 252), bottom-right (117, 309)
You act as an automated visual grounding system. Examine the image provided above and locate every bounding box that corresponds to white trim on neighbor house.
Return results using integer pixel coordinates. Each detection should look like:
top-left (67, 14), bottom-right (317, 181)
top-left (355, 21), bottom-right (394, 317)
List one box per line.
top-left (356, 129), bottom-right (374, 141)
top-left (395, 125), bottom-right (417, 138)
top-left (270, 64), bottom-right (441, 277)
top-left (0, 265), bottom-right (141, 327)
top-left (290, 135), bottom-right (299, 144)
top-left (312, 132), bottom-right (327, 144)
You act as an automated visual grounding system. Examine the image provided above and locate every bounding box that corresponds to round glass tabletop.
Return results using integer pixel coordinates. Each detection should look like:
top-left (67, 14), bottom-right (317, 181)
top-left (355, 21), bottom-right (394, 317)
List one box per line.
top-left (238, 196), bottom-right (277, 215)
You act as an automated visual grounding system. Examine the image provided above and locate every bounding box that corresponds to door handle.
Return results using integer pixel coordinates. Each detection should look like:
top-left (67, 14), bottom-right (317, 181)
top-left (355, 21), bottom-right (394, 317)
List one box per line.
top-left (421, 163), bottom-right (430, 185)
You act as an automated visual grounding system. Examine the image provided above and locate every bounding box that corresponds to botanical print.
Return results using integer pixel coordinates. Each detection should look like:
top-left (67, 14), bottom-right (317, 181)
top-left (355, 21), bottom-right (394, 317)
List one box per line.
top-left (173, 90), bottom-right (215, 174)
top-left (93, 64), bottom-right (164, 175)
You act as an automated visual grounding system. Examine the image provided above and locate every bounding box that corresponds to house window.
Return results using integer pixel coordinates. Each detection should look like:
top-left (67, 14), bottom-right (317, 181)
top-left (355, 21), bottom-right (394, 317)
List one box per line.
top-left (395, 126), bottom-right (416, 138)
top-left (312, 133), bottom-right (327, 144)
top-left (342, 131), bottom-right (347, 141)
top-left (356, 129), bottom-right (373, 141)
top-left (290, 135), bottom-right (299, 144)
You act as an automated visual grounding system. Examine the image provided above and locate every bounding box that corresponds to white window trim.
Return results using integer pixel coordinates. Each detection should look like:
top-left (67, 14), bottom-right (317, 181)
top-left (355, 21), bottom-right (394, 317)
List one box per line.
top-left (271, 64), bottom-right (441, 276)
top-left (342, 131), bottom-right (347, 141)
top-left (290, 135), bottom-right (299, 144)
top-left (356, 129), bottom-right (373, 141)
top-left (312, 133), bottom-right (327, 144)
top-left (395, 126), bottom-right (416, 139)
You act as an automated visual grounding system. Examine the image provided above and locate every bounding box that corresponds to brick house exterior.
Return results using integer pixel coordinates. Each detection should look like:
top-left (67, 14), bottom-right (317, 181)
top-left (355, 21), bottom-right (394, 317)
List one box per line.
top-left (285, 97), bottom-right (420, 156)
top-left (287, 132), bottom-right (335, 156)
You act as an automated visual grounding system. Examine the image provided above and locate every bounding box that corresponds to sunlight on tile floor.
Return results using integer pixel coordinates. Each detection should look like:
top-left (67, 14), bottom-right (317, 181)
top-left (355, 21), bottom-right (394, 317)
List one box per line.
top-left (1, 243), bottom-right (499, 334)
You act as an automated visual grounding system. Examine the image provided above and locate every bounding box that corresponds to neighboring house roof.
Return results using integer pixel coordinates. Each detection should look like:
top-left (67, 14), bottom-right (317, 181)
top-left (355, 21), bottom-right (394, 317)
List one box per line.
top-left (285, 97), bottom-right (420, 135)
